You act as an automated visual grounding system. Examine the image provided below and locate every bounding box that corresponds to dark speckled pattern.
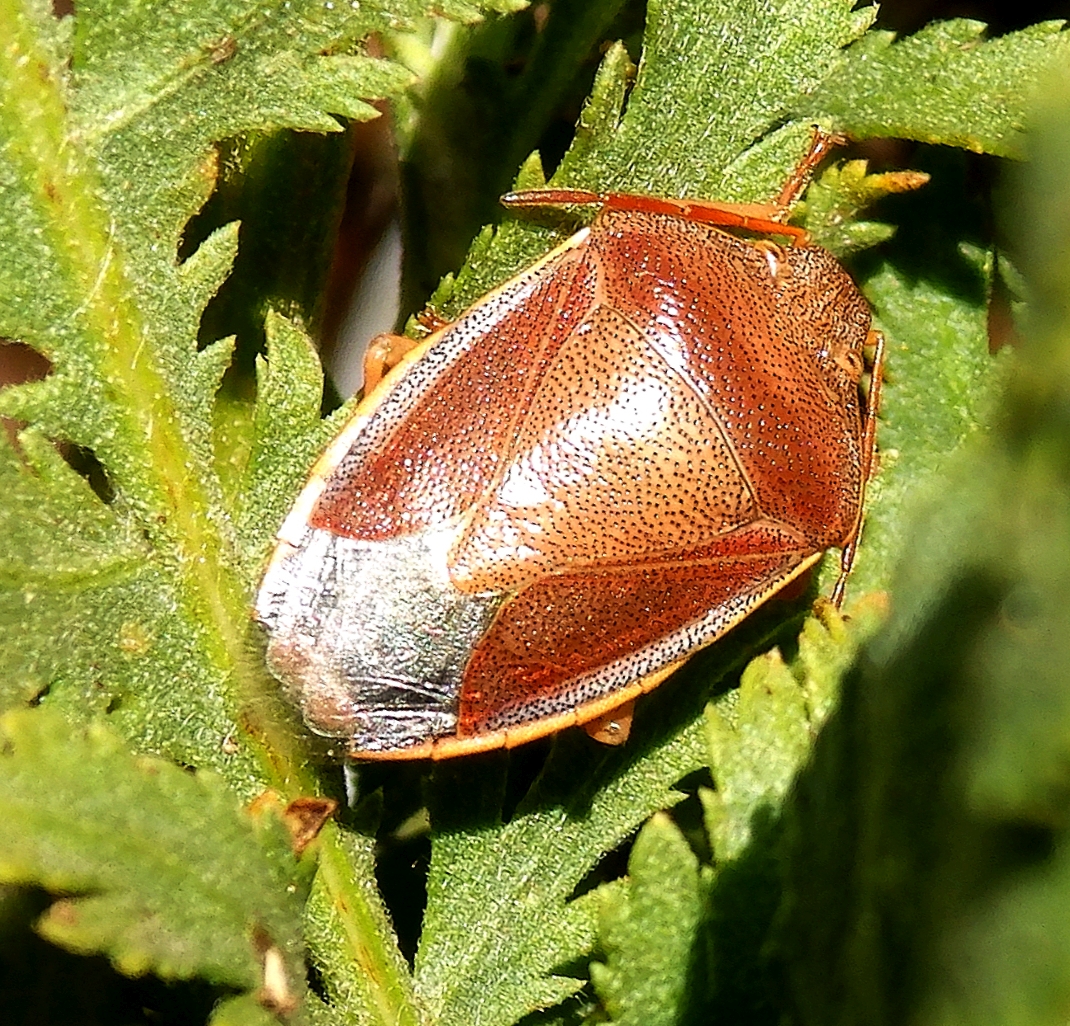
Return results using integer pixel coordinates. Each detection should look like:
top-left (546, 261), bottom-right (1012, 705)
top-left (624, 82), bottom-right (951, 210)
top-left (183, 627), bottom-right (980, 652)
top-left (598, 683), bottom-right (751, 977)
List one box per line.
top-left (261, 206), bottom-right (871, 752)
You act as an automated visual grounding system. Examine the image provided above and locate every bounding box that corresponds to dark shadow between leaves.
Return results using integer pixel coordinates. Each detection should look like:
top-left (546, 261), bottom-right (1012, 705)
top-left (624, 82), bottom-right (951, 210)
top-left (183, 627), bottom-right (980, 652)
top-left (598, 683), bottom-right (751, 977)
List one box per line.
top-left (0, 887), bottom-right (234, 1026)
top-left (850, 144), bottom-right (995, 308)
top-left (690, 803), bottom-right (790, 1026)
top-left (515, 986), bottom-right (596, 1026)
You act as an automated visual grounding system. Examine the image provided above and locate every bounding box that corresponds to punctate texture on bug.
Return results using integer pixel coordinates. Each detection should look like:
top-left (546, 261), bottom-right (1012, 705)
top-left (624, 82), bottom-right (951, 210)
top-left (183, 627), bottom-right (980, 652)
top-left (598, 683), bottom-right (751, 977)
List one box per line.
top-left (255, 189), bottom-right (877, 760)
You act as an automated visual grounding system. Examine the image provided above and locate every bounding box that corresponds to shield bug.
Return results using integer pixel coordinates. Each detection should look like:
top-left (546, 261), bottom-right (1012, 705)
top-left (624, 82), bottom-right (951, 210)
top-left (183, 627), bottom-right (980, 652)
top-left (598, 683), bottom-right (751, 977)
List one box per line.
top-left (255, 132), bottom-right (884, 760)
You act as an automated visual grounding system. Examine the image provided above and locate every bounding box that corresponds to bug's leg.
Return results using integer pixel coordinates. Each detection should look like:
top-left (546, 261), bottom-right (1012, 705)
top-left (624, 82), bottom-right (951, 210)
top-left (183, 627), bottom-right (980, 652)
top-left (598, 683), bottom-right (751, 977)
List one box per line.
top-left (502, 131), bottom-right (845, 243)
top-left (603, 194), bottom-right (811, 241)
top-left (503, 188), bottom-right (810, 242)
top-left (363, 333), bottom-right (421, 392)
top-left (776, 127), bottom-right (849, 207)
top-left (584, 700), bottom-right (635, 746)
top-left (831, 329), bottom-right (886, 608)
top-left (415, 306), bottom-right (450, 335)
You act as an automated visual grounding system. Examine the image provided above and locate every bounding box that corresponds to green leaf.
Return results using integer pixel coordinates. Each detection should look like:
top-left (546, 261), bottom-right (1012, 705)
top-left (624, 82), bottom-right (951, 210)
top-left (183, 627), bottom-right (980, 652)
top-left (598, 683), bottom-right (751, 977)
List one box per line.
top-left (799, 160), bottom-right (928, 255)
top-left (804, 20), bottom-right (1070, 158)
top-left (580, 0), bottom-right (874, 202)
top-left (846, 243), bottom-right (1008, 598)
top-left (590, 814), bottom-right (707, 1026)
top-left (0, 707), bottom-right (305, 997)
top-left (704, 601), bottom-right (884, 863)
top-left (779, 69), bottom-right (1070, 1026)
top-left (304, 819), bottom-right (419, 1026)
top-left (211, 993), bottom-right (293, 1026)
top-left (235, 311), bottom-right (333, 567)
top-left (388, 2), bottom-right (1034, 1024)
top-left (413, 722), bottom-right (708, 1026)
top-left (3, 0), bottom-right (1065, 1023)
top-left (0, 3), bottom-right (519, 1025)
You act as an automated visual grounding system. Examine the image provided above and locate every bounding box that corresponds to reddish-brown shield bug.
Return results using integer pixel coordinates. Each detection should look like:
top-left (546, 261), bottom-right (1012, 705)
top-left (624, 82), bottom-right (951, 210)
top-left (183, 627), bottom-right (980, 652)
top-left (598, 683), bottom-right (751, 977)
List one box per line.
top-left (255, 132), bottom-right (884, 760)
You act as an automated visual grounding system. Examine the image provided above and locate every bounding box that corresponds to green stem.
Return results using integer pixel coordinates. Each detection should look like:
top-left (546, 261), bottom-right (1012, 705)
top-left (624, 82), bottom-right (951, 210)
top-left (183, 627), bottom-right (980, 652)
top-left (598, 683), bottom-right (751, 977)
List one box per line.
top-left (1, 7), bottom-right (417, 1024)
top-left (315, 825), bottom-right (425, 1026)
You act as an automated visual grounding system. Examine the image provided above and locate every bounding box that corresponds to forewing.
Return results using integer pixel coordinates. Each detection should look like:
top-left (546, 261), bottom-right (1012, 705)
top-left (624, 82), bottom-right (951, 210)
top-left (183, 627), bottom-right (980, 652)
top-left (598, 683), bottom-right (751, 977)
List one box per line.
top-left (594, 210), bottom-right (869, 545)
top-left (309, 240), bottom-right (595, 540)
top-left (457, 523), bottom-right (813, 734)
top-left (449, 304), bottom-right (758, 593)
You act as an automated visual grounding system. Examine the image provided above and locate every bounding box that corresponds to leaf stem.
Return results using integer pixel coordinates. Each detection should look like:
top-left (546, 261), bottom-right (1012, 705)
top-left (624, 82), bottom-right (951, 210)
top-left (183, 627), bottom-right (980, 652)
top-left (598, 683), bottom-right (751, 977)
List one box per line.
top-left (315, 825), bottom-right (426, 1026)
top-left (2, 11), bottom-right (419, 1025)
top-left (0, 0), bottom-right (308, 794)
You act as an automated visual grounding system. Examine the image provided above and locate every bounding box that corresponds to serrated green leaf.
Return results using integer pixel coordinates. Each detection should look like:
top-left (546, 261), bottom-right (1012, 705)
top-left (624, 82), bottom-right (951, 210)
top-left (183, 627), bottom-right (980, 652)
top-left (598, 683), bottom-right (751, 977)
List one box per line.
top-left (234, 311), bottom-right (330, 568)
top-left (583, 0), bottom-right (874, 201)
top-left (801, 160), bottom-right (929, 255)
top-left (848, 244), bottom-right (1008, 597)
top-left (804, 20), bottom-right (1070, 158)
top-left (704, 601), bottom-right (883, 864)
top-left (414, 719), bottom-right (708, 1026)
top-left (0, 2), bottom-right (525, 1025)
top-left (552, 40), bottom-right (633, 182)
top-left (590, 813), bottom-right (706, 1026)
top-left (780, 69), bottom-right (1070, 1026)
top-left (0, 707), bottom-right (305, 996)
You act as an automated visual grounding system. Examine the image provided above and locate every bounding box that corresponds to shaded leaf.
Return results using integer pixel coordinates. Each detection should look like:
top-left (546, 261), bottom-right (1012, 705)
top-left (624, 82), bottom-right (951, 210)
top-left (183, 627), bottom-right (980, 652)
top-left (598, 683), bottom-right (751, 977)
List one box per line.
top-left (0, 707), bottom-right (305, 994)
top-left (804, 20), bottom-right (1070, 158)
top-left (210, 993), bottom-right (289, 1026)
top-left (704, 601), bottom-right (885, 863)
top-left (590, 814), bottom-right (706, 1026)
top-left (780, 69), bottom-right (1070, 1026)
top-left (581, 605), bottom-right (883, 1026)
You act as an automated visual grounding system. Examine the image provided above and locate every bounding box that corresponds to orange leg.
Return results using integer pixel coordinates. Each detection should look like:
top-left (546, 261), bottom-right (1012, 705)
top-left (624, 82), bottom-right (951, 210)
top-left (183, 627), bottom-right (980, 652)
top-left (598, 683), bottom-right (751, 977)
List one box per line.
top-left (501, 188), bottom-right (809, 242)
top-left (831, 329), bottom-right (886, 608)
top-left (583, 699), bottom-right (635, 746)
top-left (776, 127), bottom-right (848, 207)
top-left (363, 333), bottom-right (421, 393)
top-left (501, 128), bottom-right (848, 246)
